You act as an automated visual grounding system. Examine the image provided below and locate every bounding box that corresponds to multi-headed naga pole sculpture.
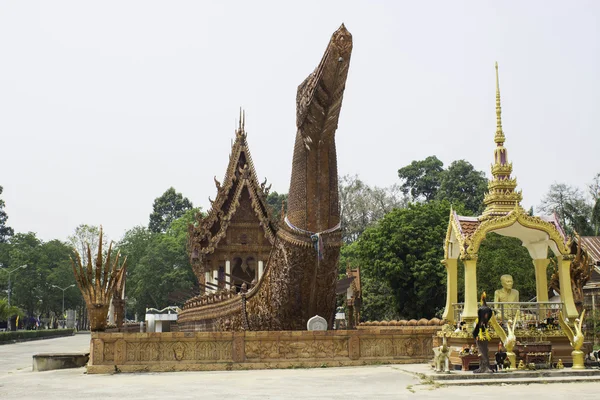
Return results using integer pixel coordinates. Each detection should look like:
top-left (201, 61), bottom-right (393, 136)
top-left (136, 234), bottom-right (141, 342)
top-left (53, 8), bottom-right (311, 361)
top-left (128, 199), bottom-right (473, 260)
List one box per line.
top-left (71, 227), bottom-right (127, 331)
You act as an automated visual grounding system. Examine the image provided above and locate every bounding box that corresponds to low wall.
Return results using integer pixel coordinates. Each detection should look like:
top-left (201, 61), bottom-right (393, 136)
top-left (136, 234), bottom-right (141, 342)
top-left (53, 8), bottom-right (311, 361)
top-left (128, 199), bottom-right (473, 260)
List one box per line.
top-left (88, 326), bottom-right (439, 373)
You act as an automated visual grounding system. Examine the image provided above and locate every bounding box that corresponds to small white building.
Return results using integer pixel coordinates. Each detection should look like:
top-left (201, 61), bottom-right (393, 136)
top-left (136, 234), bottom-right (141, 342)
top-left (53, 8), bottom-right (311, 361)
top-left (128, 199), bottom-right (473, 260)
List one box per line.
top-left (145, 307), bottom-right (180, 332)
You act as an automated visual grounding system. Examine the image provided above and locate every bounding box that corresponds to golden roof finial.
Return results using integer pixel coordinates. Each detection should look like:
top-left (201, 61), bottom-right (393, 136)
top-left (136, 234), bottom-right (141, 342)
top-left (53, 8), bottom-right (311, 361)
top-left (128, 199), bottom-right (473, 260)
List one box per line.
top-left (479, 62), bottom-right (523, 220)
top-left (495, 62), bottom-right (505, 145)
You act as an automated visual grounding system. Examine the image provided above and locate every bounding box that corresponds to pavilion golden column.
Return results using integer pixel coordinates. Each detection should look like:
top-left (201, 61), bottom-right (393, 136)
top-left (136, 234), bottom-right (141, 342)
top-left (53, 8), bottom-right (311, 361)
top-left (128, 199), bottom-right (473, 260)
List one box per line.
top-left (533, 258), bottom-right (550, 302)
top-left (558, 254), bottom-right (579, 318)
top-left (462, 255), bottom-right (479, 323)
top-left (441, 258), bottom-right (458, 323)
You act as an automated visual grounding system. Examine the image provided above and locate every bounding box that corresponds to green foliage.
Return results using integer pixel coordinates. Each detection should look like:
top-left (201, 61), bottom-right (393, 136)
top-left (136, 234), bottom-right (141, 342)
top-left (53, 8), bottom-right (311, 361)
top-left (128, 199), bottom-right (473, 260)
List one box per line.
top-left (68, 224), bottom-right (105, 261)
top-left (339, 175), bottom-right (406, 243)
top-left (397, 157), bottom-right (488, 215)
top-left (266, 192), bottom-right (287, 219)
top-left (0, 186), bottom-right (14, 243)
top-left (468, 233), bottom-right (539, 302)
top-left (0, 233), bottom-right (79, 318)
top-left (0, 329), bottom-right (74, 342)
top-left (538, 182), bottom-right (595, 236)
top-left (149, 187), bottom-right (193, 233)
top-left (0, 298), bottom-right (24, 321)
top-left (437, 160), bottom-right (488, 215)
top-left (349, 200), bottom-right (454, 320)
top-left (124, 208), bottom-right (201, 318)
top-left (397, 156), bottom-right (444, 202)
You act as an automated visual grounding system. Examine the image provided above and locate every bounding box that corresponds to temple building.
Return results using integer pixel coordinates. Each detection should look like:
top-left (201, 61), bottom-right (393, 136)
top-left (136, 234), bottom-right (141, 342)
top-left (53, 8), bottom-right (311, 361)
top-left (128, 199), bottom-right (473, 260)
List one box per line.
top-left (442, 63), bottom-right (578, 324)
top-left (187, 113), bottom-right (278, 294)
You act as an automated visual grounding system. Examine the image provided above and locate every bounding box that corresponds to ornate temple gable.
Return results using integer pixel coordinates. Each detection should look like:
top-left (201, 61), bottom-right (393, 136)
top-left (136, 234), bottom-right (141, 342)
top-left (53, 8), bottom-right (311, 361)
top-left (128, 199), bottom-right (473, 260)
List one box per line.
top-left (188, 114), bottom-right (278, 276)
top-left (480, 62), bottom-right (525, 221)
top-left (444, 209), bottom-right (480, 259)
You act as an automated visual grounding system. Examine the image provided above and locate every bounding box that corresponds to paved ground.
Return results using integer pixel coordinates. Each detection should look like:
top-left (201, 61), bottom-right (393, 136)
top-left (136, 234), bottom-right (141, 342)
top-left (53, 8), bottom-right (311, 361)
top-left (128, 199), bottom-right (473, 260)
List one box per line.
top-left (1, 334), bottom-right (599, 399)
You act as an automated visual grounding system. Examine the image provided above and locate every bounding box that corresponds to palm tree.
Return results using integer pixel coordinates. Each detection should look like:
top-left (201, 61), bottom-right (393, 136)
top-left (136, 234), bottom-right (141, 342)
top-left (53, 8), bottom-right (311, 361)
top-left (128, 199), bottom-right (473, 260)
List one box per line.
top-left (0, 298), bottom-right (24, 322)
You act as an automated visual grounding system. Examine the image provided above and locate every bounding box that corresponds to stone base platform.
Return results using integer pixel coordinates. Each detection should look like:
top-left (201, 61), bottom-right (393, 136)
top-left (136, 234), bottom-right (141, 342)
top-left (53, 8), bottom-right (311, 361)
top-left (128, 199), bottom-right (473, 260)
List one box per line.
top-left (400, 362), bottom-right (600, 386)
top-left (438, 334), bottom-right (591, 368)
top-left (88, 327), bottom-right (440, 374)
top-left (33, 353), bottom-right (90, 372)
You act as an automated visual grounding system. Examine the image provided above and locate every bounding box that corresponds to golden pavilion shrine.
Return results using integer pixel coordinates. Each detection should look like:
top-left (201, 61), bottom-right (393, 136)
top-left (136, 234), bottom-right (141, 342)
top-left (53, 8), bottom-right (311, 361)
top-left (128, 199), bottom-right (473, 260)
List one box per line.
top-left (441, 63), bottom-right (579, 324)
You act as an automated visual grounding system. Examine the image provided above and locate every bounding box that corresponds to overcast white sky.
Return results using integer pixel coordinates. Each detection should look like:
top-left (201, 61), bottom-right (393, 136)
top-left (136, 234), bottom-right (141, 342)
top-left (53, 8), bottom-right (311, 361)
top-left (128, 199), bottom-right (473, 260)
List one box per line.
top-left (1, 1), bottom-right (598, 243)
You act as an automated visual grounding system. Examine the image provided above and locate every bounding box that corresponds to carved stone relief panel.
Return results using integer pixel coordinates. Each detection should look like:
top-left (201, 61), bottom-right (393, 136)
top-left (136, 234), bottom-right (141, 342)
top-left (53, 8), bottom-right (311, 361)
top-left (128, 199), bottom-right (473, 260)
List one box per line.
top-left (103, 341), bottom-right (115, 362)
top-left (139, 342), bottom-right (160, 361)
top-left (359, 338), bottom-right (394, 358)
top-left (126, 342), bottom-right (139, 362)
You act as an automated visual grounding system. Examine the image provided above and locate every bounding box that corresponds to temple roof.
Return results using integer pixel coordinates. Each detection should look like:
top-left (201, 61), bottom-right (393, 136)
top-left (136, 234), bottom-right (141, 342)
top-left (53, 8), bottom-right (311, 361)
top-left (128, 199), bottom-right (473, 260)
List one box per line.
top-left (188, 114), bottom-right (278, 266)
top-left (578, 236), bottom-right (600, 266)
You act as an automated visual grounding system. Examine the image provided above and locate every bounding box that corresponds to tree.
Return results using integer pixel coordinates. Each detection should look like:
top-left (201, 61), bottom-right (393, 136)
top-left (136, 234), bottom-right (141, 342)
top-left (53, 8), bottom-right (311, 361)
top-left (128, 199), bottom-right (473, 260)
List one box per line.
top-left (0, 186), bottom-right (14, 243)
top-left (68, 224), bottom-right (106, 260)
top-left (43, 239), bottom-right (81, 318)
top-left (437, 160), bottom-right (488, 215)
top-left (128, 208), bottom-right (200, 318)
top-left (538, 183), bottom-right (594, 236)
top-left (340, 241), bottom-right (399, 321)
top-left (397, 156), bottom-right (444, 201)
top-left (474, 233), bottom-right (538, 302)
top-left (115, 226), bottom-right (153, 320)
top-left (397, 157), bottom-right (488, 215)
top-left (588, 173), bottom-right (600, 236)
top-left (149, 187), bottom-right (193, 233)
top-left (339, 175), bottom-right (406, 243)
top-left (349, 200), bottom-right (454, 319)
top-left (266, 191), bottom-right (287, 219)
top-left (3, 232), bottom-right (45, 316)
top-left (0, 298), bottom-right (23, 321)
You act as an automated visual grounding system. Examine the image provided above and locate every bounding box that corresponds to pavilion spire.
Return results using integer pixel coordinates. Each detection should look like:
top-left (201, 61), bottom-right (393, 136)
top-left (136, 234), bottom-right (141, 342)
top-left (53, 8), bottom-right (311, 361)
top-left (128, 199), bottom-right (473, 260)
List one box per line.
top-left (480, 62), bottom-right (524, 220)
top-left (494, 62), bottom-right (505, 145)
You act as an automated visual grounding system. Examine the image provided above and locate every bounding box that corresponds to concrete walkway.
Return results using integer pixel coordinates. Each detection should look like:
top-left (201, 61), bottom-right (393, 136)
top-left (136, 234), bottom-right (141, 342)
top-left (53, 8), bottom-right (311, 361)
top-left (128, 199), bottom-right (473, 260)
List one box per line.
top-left (1, 335), bottom-right (599, 399)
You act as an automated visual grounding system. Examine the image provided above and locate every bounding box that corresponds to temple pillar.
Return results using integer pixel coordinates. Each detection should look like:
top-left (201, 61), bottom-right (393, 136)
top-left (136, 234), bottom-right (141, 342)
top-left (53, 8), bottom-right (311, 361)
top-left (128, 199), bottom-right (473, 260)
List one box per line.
top-left (258, 260), bottom-right (264, 280)
top-left (108, 299), bottom-right (115, 325)
top-left (462, 256), bottom-right (478, 323)
top-left (213, 269), bottom-right (219, 291)
top-left (533, 258), bottom-right (550, 319)
top-left (558, 255), bottom-right (578, 319)
top-left (225, 260), bottom-right (231, 289)
top-left (533, 258), bottom-right (550, 302)
top-left (204, 271), bottom-right (212, 293)
top-left (442, 258), bottom-right (458, 323)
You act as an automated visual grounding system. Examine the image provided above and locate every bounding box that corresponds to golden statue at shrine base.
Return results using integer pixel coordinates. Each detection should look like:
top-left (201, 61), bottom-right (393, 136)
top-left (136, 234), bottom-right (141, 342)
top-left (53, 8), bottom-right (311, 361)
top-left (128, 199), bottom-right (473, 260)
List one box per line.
top-left (489, 310), bottom-right (520, 370)
top-left (558, 310), bottom-right (586, 370)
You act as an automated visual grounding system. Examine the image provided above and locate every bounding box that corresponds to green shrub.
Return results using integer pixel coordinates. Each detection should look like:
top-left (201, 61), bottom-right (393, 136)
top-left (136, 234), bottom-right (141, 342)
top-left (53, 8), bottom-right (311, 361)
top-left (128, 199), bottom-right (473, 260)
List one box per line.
top-left (0, 329), bottom-right (75, 342)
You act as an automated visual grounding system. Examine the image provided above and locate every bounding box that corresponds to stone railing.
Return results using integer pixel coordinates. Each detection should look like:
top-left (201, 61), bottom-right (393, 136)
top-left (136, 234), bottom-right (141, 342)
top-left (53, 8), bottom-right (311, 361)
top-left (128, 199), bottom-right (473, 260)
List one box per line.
top-left (452, 302), bottom-right (564, 327)
top-left (87, 327), bottom-right (439, 373)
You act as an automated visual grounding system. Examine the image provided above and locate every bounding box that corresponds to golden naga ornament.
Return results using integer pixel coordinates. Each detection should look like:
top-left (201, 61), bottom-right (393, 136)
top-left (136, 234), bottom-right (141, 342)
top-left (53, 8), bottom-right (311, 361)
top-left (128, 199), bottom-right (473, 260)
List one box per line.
top-left (489, 310), bottom-right (520, 370)
top-left (558, 310), bottom-right (586, 370)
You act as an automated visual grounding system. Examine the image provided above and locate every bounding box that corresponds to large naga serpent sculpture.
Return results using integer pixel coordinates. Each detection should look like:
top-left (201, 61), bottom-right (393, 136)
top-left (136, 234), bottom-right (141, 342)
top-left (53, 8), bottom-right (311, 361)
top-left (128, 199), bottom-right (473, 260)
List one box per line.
top-left (178, 25), bottom-right (352, 331)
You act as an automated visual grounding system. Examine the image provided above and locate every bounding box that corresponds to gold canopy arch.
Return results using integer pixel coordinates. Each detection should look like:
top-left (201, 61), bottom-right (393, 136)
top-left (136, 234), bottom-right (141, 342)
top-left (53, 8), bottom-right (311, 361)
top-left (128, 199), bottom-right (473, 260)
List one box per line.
top-left (441, 63), bottom-right (577, 323)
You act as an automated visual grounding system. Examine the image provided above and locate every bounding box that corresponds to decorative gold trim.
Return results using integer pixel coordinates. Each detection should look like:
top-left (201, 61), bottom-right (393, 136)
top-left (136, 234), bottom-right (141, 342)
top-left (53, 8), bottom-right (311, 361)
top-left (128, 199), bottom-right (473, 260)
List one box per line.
top-left (466, 207), bottom-right (569, 256)
top-left (444, 209), bottom-right (469, 259)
